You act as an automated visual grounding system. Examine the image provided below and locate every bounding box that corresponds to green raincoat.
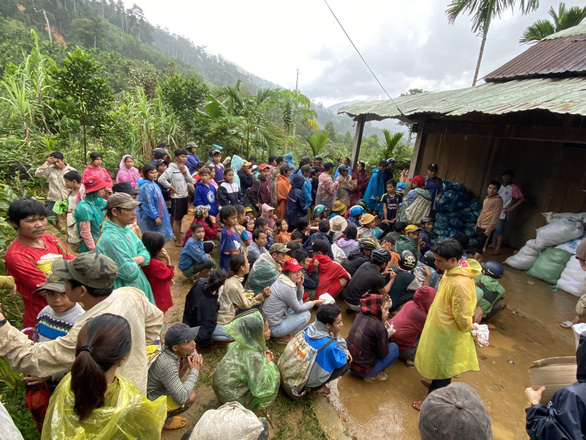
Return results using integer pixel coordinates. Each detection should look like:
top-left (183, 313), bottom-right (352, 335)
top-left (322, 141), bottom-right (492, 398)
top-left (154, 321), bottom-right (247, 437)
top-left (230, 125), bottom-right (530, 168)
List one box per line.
top-left (42, 373), bottom-right (166, 439)
top-left (95, 220), bottom-right (154, 304)
top-left (212, 310), bottom-right (280, 409)
top-left (74, 193), bottom-right (107, 253)
top-left (414, 259), bottom-right (481, 380)
top-left (475, 274), bottom-right (506, 318)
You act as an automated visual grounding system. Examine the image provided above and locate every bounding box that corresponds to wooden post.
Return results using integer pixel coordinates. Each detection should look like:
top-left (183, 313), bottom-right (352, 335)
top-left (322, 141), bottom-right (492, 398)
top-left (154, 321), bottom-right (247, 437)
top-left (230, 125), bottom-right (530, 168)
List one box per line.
top-left (408, 116), bottom-right (427, 178)
top-left (350, 115), bottom-right (366, 167)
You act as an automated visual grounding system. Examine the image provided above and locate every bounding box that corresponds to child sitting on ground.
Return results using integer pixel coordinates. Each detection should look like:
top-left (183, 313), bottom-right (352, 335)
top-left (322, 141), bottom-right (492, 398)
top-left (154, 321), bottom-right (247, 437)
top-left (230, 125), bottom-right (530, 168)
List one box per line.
top-left (337, 225), bottom-right (359, 257)
top-left (304, 219), bottom-right (333, 258)
top-left (291, 217), bottom-right (310, 244)
top-left (419, 217), bottom-right (436, 255)
top-left (234, 204), bottom-right (251, 248)
top-left (219, 206), bottom-right (243, 270)
top-left (254, 217), bottom-right (274, 249)
top-left (475, 261), bottom-right (506, 321)
top-left (413, 251), bottom-right (440, 290)
top-left (276, 219), bottom-right (292, 244)
top-left (184, 205), bottom-right (218, 244)
top-left (291, 249), bottom-right (319, 300)
top-left (141, 231), bottom-right (175, 314)
top-left (380, 235), bottom-right (400, 267)
top-left (178, 223), bottom-right (216, 280)
top-left (358, 213), bottom-right (382, 240)
top-left (310, 240), bottom-right (351, 300)
top-left (347, 293), bottom-right (398, 382)
top-left (389, 286), bottom-right (437, 367)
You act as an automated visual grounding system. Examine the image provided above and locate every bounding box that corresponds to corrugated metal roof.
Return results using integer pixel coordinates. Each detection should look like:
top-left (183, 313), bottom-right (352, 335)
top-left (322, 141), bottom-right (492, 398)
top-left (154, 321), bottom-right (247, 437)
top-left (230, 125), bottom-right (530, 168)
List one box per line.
top-left (337, 77), bottom-right (586, 121)
top-left (485, 34), bottom-right (586, 80)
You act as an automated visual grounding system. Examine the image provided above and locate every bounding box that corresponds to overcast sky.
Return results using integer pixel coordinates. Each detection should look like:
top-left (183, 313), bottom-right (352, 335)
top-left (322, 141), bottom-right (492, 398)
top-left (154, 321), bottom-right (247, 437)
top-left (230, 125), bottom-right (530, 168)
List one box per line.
top-left (123, 0), bottom-right (583, 106)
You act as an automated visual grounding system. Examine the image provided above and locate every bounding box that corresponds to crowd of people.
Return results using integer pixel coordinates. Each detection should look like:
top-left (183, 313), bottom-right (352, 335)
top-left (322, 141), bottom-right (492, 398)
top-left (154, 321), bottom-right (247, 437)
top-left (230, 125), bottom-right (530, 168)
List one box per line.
top-left (0, 142), bottom-right (583, 440)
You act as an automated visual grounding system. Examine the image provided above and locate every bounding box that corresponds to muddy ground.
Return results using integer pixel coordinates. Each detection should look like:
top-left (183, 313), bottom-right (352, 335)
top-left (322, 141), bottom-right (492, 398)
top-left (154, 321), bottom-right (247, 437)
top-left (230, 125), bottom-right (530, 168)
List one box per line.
top-left (160, 220), bottom-right (578, 440)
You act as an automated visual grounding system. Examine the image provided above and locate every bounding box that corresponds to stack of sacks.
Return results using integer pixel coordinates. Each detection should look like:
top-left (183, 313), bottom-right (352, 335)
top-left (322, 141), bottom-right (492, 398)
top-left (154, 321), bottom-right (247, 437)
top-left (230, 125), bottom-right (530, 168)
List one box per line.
top-left (556, 231), bottom-right (586, 296)
top-left (434, 180), bottom-right (482, 245)
top-left (504, 216), bottom-right (584, 290)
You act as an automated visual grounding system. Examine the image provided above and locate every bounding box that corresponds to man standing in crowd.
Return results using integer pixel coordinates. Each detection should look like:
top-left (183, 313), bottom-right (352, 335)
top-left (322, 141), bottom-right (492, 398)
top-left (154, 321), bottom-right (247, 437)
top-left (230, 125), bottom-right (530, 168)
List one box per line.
top-left (158, 149), bottom-right (194, 245)
top-left (185, 142), bottom-right (200, 174)
top-left (0, 252), bottom-right (163, 394)
top-left (34, 152), bottom-right (76, 230)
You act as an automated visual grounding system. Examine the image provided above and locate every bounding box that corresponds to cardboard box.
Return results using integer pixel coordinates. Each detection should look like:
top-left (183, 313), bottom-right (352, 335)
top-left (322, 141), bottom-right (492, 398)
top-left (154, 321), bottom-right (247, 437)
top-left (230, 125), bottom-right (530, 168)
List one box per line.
top-left (529, 356), bottom-right (577, 405)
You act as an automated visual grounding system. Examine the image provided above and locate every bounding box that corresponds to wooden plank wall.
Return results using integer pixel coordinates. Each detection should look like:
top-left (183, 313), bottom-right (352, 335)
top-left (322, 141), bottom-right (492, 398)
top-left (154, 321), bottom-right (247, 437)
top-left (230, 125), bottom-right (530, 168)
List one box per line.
top-left (415, 131), bottom-right (586, 249)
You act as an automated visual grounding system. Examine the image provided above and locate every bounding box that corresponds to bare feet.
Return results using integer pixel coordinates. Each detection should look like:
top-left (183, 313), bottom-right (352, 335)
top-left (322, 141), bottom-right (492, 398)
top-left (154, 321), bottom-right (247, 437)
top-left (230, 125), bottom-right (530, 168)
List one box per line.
top-left (364, 371), bottom-right (388, 382)
top-left (412, 400), bottom-right (423, 411)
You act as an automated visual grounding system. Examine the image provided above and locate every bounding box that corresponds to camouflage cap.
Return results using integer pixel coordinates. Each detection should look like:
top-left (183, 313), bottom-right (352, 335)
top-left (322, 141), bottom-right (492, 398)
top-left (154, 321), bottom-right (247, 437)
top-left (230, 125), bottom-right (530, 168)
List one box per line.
top-left (52, 252), bottom-right (118, 289)
top-left (105, 192), bottom-right (141, 210)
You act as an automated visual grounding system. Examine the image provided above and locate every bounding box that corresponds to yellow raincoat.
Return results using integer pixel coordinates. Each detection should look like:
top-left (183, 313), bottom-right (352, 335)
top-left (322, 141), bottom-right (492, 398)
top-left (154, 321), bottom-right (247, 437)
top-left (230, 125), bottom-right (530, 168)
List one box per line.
top-left (414, 259), bottom-right (481, 380)
top-left (41, 373), bottom-right (166, 440)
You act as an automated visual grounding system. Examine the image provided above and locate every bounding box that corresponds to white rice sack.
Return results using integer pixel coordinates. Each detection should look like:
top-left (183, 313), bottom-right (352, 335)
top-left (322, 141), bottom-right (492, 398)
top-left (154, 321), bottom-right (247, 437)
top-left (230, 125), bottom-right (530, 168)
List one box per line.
top-left (535, 218), bottom-right (584, 248)
top-left (556, 257), bottom-right (586, 297)
top-left (504, 244), bottom-right (540, 270)
top-left (542, 212), bottom-right (586, 224)
top-left (556, 232), bottom-right (586, 255)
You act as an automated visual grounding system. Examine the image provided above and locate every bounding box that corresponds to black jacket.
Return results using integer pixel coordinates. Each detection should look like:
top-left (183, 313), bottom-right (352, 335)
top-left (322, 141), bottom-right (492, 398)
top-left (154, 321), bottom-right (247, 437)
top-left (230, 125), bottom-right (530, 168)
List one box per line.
top-left (526, 334), bottom-right (586, 440)
top-left (182, 279), bottom-right (219, 349)
top-left (342, 250), bottom-right (370, 276)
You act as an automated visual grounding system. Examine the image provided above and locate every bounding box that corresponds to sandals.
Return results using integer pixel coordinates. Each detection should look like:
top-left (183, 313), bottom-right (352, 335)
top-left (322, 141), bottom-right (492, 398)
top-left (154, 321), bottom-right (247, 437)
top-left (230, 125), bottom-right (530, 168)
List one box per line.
top-left (404, 360), bottom-right (415, 368)
top-left (163, 416), bottom-right (187, 430)
top-left (364, 372), bottom-right (388, 382)
top-left (560, 321), bottom-right (575, 329)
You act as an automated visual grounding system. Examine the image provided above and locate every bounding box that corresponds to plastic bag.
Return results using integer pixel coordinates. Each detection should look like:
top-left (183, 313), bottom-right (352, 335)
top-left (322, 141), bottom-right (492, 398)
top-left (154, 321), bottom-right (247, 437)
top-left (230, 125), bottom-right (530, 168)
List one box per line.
top-left (542, 212), bottom-right (586, 224)
top-left (245, 254), bottom-right (280, 294)
top-left (212, 311), bottom-right (280, 409)
top-left (555, 232), bottom-right (586, 255)
top-left (556, 257), bottom-right (586, 297)
top-left (526, 248), bottom-right (572, 285)
top-left (41, 373), bottom-right (166, 440)
top-left (504, 240), bottom-right (541, 270)
top-left (189, 402), bottom-right (265, 440)
top-left (471, 323), bottom-right (490, 347)
top-left (535, 218), bottom-right (584, 248)
top-left (0, 401), bottom-right (24, 440)
top-left (277, 329), bottom-right (333, 398)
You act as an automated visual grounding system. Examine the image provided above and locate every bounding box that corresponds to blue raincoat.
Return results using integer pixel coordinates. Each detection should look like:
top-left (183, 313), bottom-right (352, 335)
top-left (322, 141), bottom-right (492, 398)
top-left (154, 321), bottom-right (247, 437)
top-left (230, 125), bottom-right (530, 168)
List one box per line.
top-left (138, 180), bottom-right (173, 242)
top-left (364, 168), bottom-right (385, 213)
top-left (231, 155), bottom-right (244, 189)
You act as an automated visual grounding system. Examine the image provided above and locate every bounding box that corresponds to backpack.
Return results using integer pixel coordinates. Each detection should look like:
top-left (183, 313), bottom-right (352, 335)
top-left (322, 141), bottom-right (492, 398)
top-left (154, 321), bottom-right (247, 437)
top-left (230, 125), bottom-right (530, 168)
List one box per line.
top-left (277, 329), bottom-right (333, 398)
top-left (403, 193), bottom-right (431, 224)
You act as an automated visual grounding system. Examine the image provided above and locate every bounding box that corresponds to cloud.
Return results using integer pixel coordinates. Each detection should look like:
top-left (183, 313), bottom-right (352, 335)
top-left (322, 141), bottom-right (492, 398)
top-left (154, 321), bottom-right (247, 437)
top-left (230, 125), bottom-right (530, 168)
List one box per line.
top-left (125, 0), bottom-right (585, 106)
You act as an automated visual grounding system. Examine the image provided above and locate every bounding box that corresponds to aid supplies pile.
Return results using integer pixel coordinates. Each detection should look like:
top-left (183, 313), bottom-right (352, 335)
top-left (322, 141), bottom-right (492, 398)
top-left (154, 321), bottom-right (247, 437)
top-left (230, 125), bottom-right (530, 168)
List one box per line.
top-left (504, 215), bottom-right (585, 295)
top-left (434, 180), bottom-right (482, 245)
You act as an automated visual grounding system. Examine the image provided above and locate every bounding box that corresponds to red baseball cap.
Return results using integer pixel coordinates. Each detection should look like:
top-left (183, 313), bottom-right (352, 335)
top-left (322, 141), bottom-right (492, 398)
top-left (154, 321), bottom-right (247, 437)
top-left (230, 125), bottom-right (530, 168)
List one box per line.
top-left (409, 175), bottom-right (425, 187)
top-left (258, 163), bottom-right (270, 171)
top-left (83, 176), bottom-right (108, 194)
top-left (282, 258), bottom-right (302, 272)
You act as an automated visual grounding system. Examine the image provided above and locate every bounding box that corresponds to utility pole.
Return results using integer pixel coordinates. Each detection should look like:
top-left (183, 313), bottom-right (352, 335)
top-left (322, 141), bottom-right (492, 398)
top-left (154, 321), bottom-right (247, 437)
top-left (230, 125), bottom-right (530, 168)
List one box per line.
top-left (295, 69), bottom-right (300, 91)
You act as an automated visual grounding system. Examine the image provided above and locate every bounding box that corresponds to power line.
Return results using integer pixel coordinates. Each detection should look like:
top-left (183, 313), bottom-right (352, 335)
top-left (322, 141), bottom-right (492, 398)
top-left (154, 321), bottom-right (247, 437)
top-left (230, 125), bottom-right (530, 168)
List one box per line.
top-left (322, 0), bottom-right (407, 118)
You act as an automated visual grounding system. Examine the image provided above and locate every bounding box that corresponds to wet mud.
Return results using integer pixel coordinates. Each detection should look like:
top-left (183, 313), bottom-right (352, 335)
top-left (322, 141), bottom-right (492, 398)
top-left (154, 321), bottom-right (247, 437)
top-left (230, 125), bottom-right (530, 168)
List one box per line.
top-left (160, 221), bottom-right (578, 439)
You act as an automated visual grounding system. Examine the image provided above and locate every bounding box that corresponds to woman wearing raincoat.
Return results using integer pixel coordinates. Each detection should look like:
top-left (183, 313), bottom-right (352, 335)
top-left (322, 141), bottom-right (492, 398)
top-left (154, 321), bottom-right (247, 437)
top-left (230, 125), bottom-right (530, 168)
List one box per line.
top-left (350, 161), bottom-right (370, 206)
top-left (41, 314), bottom-right (166, 440)
top-left (363, 161), bottom-right (386, 213)
top-left (413, 239), bottom-right (481, 410)
top-left (137, 164), bottom-right (173, 242)
top-left (212, 310), bottom-right (280, 409)
top-left (116, 154), bottom-right (141, 189)
top-left (74, 176), bottom-right (108, 253)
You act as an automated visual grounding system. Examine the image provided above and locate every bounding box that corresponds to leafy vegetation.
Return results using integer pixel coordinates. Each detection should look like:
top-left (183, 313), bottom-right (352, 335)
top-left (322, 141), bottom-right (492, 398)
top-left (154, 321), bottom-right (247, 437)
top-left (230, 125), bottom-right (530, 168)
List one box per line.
top-left (520, 2), bottom-right (586, 43)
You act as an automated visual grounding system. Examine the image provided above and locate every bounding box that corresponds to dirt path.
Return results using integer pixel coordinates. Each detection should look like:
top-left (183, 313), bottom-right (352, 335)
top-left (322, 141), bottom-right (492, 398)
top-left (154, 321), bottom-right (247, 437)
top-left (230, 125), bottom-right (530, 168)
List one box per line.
top-left (159, 221), bottom-right (578, 439)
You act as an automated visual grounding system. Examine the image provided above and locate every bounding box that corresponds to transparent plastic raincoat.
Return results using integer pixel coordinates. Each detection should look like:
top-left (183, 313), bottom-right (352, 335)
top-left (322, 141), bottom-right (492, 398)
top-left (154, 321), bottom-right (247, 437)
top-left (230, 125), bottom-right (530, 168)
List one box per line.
top-left (244, 252), bottom-right (280, 294)
top-left (230, 155), bottom-right (244, 188)
top-left (212, 310), bottom-right (280, 409)
top-left (41, 373), bottom-right (166, 440)
top-left (137, 180), bottom-right (173, 242)
top-left (74, 193), bottom-right (106, 253)
top-left (414, 259), bottom-right (481, 380)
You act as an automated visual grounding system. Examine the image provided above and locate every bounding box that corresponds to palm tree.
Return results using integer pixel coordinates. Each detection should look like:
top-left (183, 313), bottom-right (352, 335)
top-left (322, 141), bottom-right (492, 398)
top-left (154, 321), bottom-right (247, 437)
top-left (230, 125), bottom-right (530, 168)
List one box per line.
top-left (446, 0), bottom-right (539, 86)
top-left (307, 131), bottom-right (330, 159)
top-left (520, 3), bottom-right (586, 43)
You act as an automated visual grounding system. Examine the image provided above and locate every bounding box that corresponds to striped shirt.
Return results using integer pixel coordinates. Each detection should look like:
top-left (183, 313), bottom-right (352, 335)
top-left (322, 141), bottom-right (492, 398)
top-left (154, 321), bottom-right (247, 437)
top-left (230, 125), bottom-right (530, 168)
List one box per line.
top-left (147, 346), bottom-right (199, 405)
top-left (36, 304), bottom-right (84, 342)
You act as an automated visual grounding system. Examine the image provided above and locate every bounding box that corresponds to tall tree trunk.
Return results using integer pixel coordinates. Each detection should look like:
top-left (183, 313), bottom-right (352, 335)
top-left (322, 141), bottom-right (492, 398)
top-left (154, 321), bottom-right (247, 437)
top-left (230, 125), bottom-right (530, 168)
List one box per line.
top-left (472, 29), bottom-right (488, 86)
top-left (42, 10), bottom-right (53, 42)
